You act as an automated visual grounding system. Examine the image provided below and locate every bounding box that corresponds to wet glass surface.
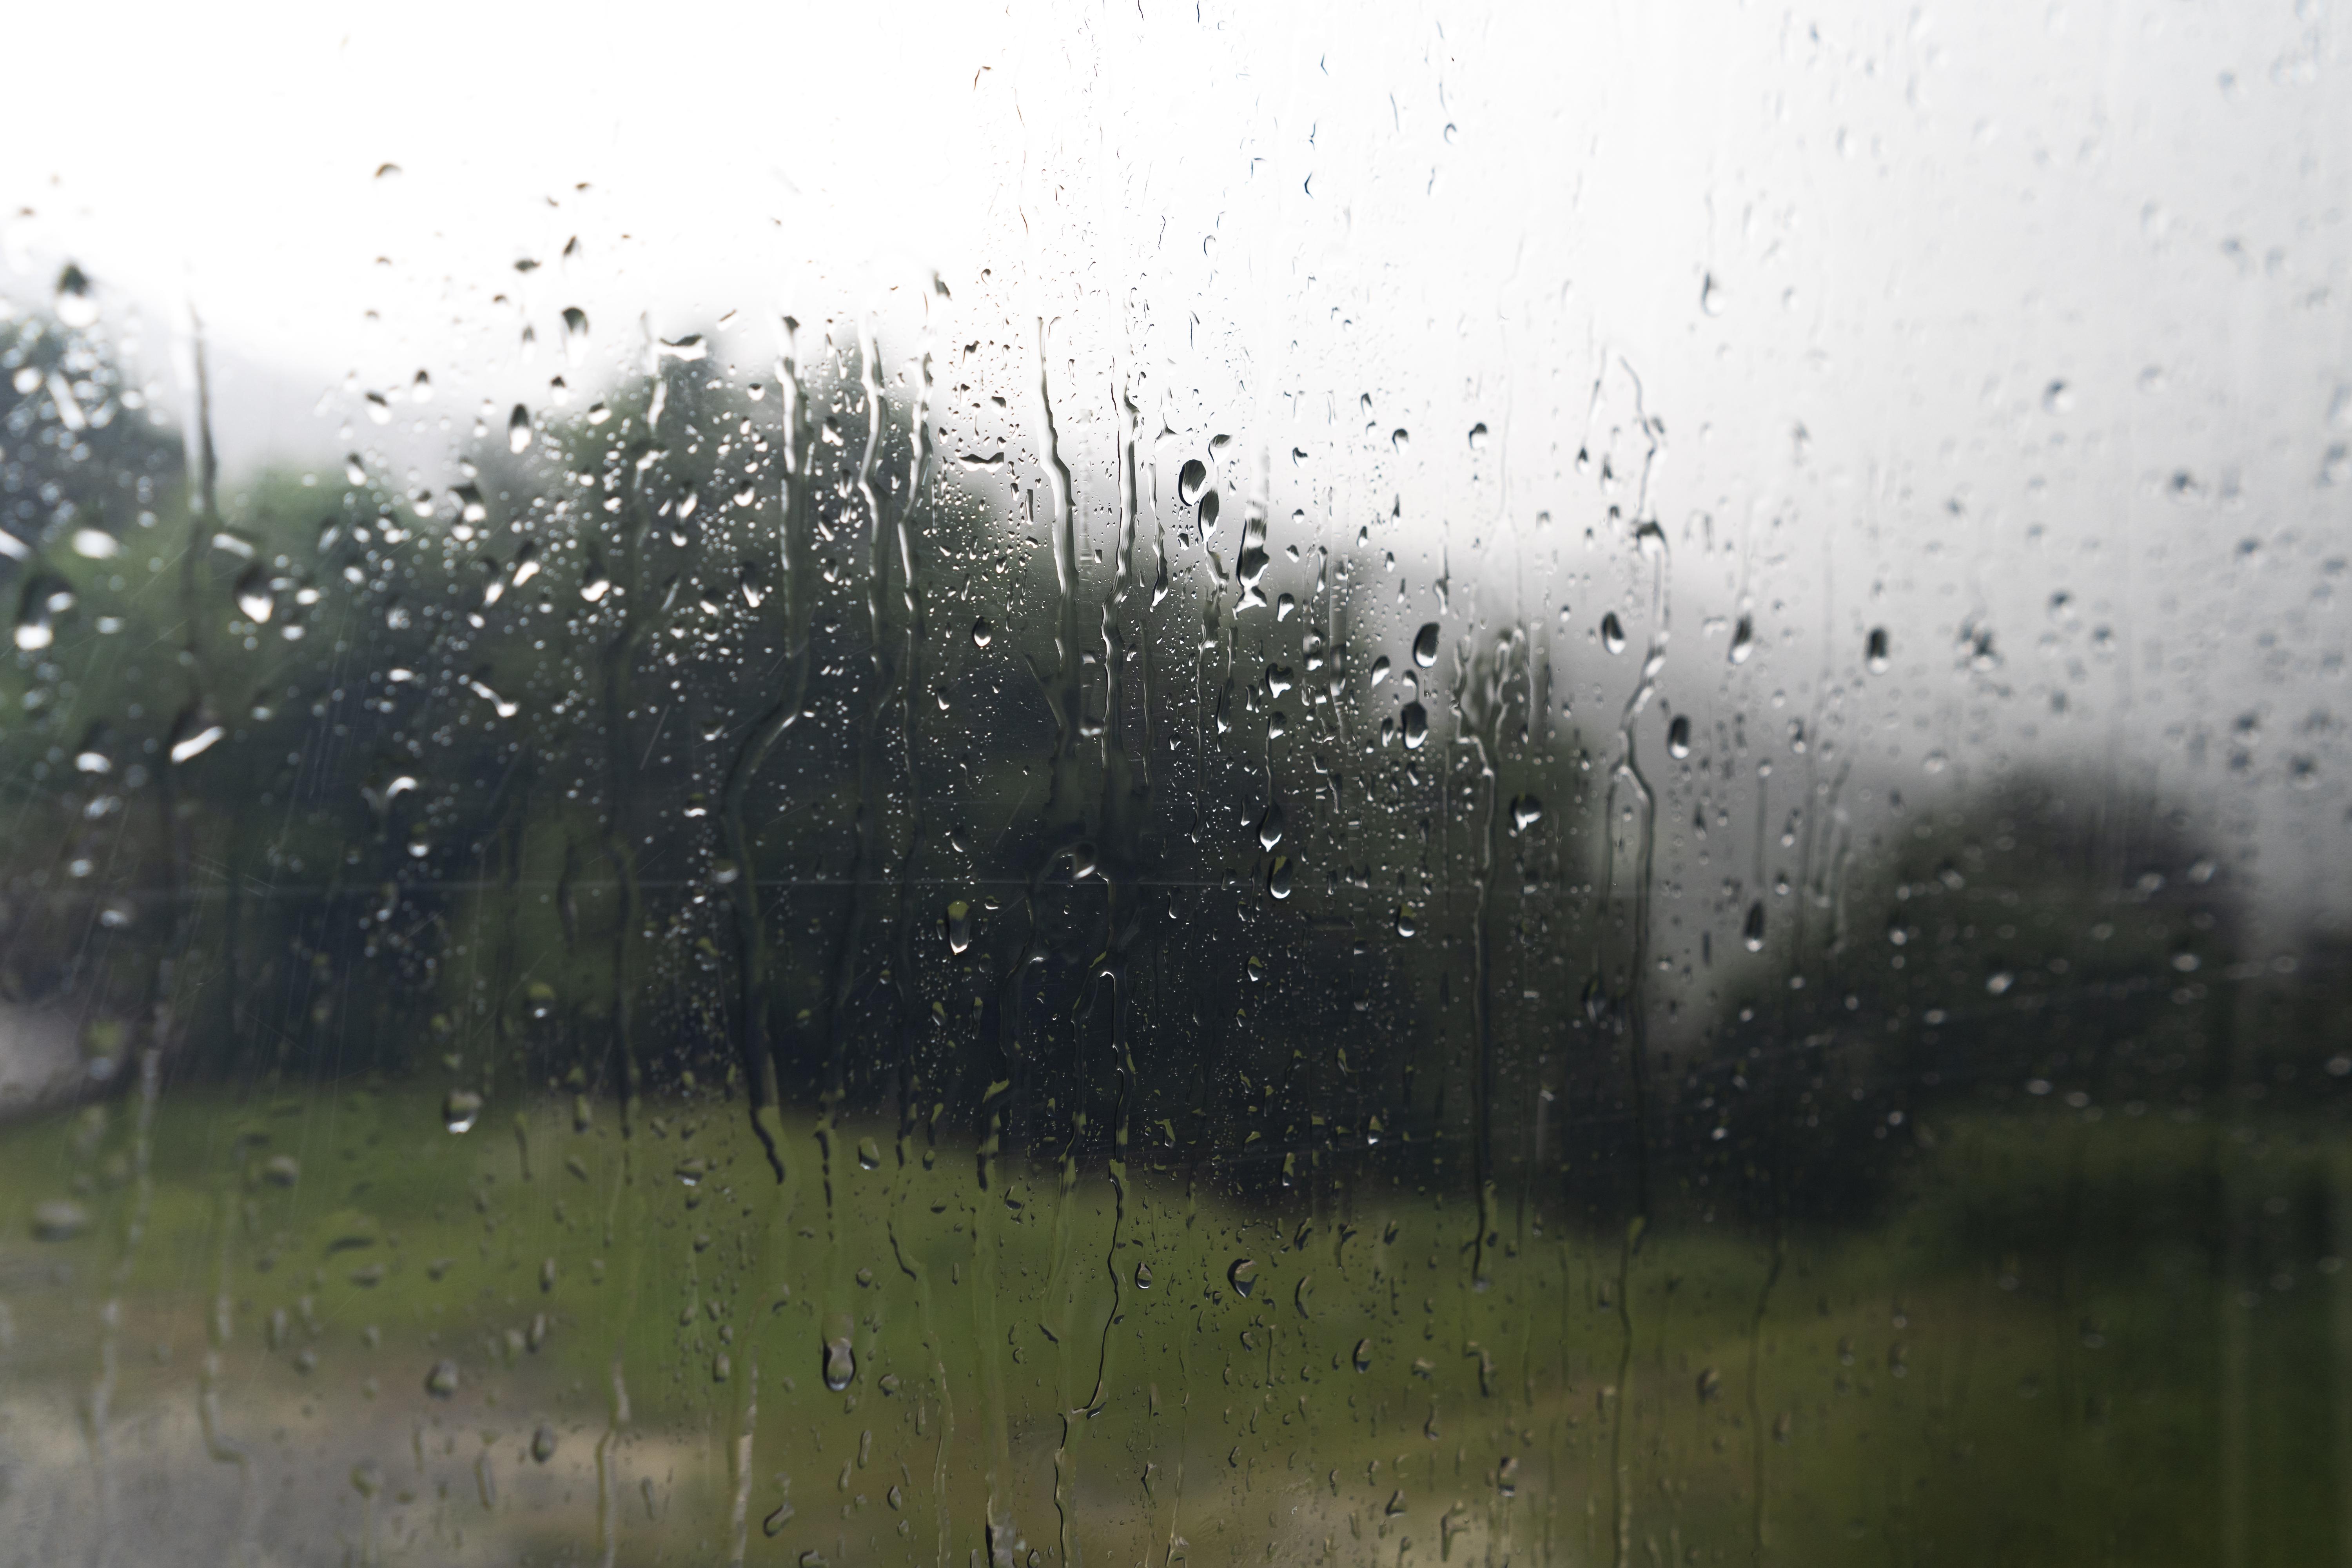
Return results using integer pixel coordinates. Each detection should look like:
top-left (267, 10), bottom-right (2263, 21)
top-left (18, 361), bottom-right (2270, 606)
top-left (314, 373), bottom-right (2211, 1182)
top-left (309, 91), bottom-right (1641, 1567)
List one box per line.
top-left (0, 5), bottom-right (2348, 1564)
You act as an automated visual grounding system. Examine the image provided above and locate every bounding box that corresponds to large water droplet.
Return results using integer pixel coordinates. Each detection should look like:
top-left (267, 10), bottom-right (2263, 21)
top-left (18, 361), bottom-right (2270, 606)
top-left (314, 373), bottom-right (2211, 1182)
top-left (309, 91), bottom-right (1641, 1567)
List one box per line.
top-left (1467, 422), bottom-right (1489, 452)
top-left (822, 1334), bottom-right (856, 1392)
top-left (1510, 795), bottom-right (1543, 833)
top-left (1265, 857), bottom-right (1292, 900)
top-left (1133, 1259), bottom-right (1154, 1290)
top-left (1198, 490), bottom-right (1221, 536)
top-left (31, 1199), bottom-right (88, 1241)
top-left (1400, 702), bottom-right (1428, 750)
top-left (1601, 612), bottom-right (1626, 655)
top-left (424, 1359), bottom-right (461, 1398)
top-left (1353, 1338), bottom-right (1373, 1372)
top-left (507, 404), bottom-right (532, 455)
top-left (1667, 715), bottom-right (1691, 758)
top-left (1394, 904), bottom-right (1418, 938)
top-left (1412, 622), bottom-right (1439, 668)
top-left (532, 1425), bottom-right (558, 1463)
top-left (14, 581), bottom-right (69, 651)
top-left (857, 1138), bottom-right (882, 1171)
top-left (1742, 902), bottom-right (1766, 953)
top-left (764, 1503), bottom-right (795, 1537)
top-left (970, 617), bottom-right (993, 649)
top-left (443, 1091), bottom-right (484, 1134)
top-left (1700, 272), bottom-right (1726, 316)
top-left (234, 566), bottom-right (274, 624)
top-left (1730, 615), bottom-right (1755, 664)
top-left (54, 263), bottom-right (98, 328)
top-left (1228, 1258), bottom-right (1258, 1298)
top-left (1866, 626), bottom-right (1890, 673)
top-left (1257, 799), bottom-right (1286, 851)
top-left (946, 900), bottom-right (972, 955)
top-left (168, 710), bottom-right (225, 764)
top-left (1177, 459), bottom-right (1209, 507)
top-left (1370, 655), bottom-right (1391, 687)
top-left (561, 307), bottom-right (590, 365)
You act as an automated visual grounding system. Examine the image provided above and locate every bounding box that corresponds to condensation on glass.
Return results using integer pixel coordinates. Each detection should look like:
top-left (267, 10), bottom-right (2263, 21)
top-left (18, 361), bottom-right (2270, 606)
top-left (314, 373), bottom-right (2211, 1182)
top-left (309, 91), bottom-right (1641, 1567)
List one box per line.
top-left (0, 5), bottom-right (2346, 1566)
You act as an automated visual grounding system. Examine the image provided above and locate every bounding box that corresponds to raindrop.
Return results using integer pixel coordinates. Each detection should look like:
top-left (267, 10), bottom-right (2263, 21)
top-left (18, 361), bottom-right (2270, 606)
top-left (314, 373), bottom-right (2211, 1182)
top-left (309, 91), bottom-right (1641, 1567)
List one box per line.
top-left (946, 900), bottom-right (972, 955)
top-left (1730, 615), bottom-right (1755, 664)
top-left (1228, 1258), bottom-right (1258, 1298)
top-left (561, 307), bottom-right (590, 364)
top-left (1133, 1260), bottom-right (1154, 1290)
top-left (857, 1138), bottom-right (882, 1171)
top-left (1467, 423), bottom-right (1489, 452)
top-left (234, 566), bottom-right (274, 624)
top-left (424, 1359), bottom-right (461, 1398)
top-left (1742, 903), bottom-right (1765, 953)
top-left (14, 582), bottom-right (68, 650)
top-left (1390, 428), bottom-right (1410, 454)
top-left (1866, 626), bottom-right (1890, 673)
top-left (1400, 702), bottom-right (1428, 750)
top-left (1177, 459), bottom-right (1209, 506)
top-left (1700, 272), bottom-right (1725, 316)
top-left (822, 1333), bottom-right (856, 1392)
top-left (1600, 613), bottom-right (1626, 655)
top-left (31, 1200), bottom-right (88, 1241)
top-left (1198, 490), bottom-right (1221, 536)
top-left (70, 528), bottom-right (116, 560)
top-left (532, 1425), bottom-right (557, 1463)
top-left (1510, 795), bottom-right (1543, 832)
top-left (1354, 1339), bottom-right (1372, 1372)
top-left (507, 405), bottom-right (532, 455)
top-left (168, 710), bottom-right (225, 765)
top-left (971, 617), bottom-right (993, 649)
top-left (1412, 622), bottom-right (1439, 667)
top-left (443, 1091), bottom-right (484, 1134)
top-left (764, 1504), bottom-right (795, 1537)
top-left (1395, 904), bottom-right (1418, 938)
top-left (1265, 857), bottom-right (1293, 900)
top-left (1986, 970), bottom-right (2015, 996)
top-left (55, 263), bottom-right (98, 328)
top-left (1370, 655), bottom-right (1391, 687)
top-left (1257, 799), bottom-right (1286, 850)
top-left (1667, 715), bottom-right (1691, 758)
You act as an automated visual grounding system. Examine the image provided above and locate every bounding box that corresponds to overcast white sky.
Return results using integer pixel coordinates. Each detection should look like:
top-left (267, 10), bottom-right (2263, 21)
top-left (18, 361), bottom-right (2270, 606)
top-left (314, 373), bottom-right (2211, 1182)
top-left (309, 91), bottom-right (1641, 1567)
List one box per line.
top-left (3, 0), bottom-right (2345, 919)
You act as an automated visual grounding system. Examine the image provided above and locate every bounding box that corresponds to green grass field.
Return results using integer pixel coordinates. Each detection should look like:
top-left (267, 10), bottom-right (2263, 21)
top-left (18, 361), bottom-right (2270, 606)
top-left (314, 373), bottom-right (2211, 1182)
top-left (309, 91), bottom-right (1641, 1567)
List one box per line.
top-left (0, 1078), bottom-right (2344, 1567)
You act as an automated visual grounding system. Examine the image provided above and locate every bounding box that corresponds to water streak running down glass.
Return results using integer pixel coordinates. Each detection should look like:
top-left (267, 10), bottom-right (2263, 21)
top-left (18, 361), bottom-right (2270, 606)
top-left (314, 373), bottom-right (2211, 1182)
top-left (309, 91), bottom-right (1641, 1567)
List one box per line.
top-left (0, 4), bottom-right (2346, 1565)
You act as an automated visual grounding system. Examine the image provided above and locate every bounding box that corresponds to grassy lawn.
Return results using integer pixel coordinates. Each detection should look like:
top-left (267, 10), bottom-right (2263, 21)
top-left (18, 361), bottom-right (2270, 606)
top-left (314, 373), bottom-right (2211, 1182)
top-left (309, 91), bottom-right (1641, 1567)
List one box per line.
top-left (0, 1080), bottom-right (2343, 1566)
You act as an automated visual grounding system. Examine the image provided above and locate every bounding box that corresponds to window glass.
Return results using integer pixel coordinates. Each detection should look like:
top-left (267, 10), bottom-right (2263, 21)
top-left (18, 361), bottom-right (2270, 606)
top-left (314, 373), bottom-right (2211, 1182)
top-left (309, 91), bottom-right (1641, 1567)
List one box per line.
top-left (0, 5), bottom-right (2346, 1564)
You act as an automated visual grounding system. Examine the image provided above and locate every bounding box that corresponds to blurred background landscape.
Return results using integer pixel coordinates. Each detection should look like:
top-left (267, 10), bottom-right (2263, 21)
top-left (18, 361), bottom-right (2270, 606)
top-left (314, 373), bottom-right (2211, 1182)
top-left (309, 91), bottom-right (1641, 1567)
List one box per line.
top-left (0, 2), bottom-right (2346, 1564)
